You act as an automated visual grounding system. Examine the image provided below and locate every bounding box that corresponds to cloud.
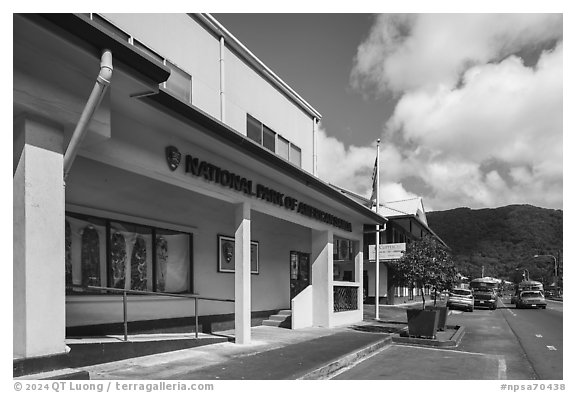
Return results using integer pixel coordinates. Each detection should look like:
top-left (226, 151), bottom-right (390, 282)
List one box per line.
top-left (317, 127), bottom-right (417, 203)
top-left (320, 14), bottom-right (563, 211)
top-left (351, 14), bottom-right (563, 94)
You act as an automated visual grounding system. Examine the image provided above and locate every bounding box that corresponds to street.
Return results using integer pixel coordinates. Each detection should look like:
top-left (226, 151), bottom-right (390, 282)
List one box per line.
top-left (334, 297), bottom-right (562, 380)
top-left (499, 296), bottom-right (563, 380)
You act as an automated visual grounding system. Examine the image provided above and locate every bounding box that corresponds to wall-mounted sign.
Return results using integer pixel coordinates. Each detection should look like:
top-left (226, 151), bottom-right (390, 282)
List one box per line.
top-left (368, 243), bottom-right (406, 261)
top-left (166, 146), bottom-right (352, 232)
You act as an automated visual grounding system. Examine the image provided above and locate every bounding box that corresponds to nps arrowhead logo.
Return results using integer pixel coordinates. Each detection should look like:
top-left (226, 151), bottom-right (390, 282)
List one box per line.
top-left (165, 146), bottom-right (181, 171)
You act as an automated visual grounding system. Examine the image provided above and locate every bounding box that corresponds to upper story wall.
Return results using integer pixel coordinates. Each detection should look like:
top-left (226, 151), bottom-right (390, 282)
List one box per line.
top-left (100, 13), bottom-right (317, 173)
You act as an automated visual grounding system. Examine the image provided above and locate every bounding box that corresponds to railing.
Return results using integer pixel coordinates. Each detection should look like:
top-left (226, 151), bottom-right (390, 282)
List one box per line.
top-left (333, 285), bottom-right (358, 312)
top-left (68, 285), bottom-right (234, 341)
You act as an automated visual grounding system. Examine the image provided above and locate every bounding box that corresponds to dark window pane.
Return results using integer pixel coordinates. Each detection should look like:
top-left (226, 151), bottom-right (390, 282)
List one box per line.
top-left (247, 115), bottom-right (262, 144)
top-left (263, 125), bottom-right (276, 152)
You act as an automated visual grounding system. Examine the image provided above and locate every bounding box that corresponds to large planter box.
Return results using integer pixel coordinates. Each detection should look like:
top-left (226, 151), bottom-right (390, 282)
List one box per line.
top-left (425, 306), bottom-right (448, 331)
top-left (406, 308), bottom-right (439, 339)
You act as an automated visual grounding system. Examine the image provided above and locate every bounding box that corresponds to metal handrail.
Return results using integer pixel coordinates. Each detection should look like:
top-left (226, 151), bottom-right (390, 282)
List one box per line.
top-left (68, 284), bottom-right (234, 341)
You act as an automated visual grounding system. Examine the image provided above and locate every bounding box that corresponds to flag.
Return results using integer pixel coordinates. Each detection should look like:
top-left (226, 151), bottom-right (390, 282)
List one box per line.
top-left (369, 156), bottom-right (378, 208)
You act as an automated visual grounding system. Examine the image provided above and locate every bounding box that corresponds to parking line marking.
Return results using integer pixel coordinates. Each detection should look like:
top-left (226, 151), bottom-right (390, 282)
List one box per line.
top-left (498, 357), bottom-right (507, 380)
top-left (547, 346), bottom-right (557, 351)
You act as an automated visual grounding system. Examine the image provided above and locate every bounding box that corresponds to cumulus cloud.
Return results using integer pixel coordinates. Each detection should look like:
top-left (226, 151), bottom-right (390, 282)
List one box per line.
top-left (317, 128), bottom-right (417, 203)
top-left (319, 13), bottom-right (563, 211)
top-left (351, 13), bottom-right (563, 94)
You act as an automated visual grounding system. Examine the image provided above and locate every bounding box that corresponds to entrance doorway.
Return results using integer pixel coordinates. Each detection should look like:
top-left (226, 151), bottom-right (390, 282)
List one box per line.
top-left (290, 251), bottom-right (311, 299)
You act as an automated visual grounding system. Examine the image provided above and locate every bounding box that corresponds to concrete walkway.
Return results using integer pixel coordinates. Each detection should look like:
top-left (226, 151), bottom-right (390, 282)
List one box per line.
top-left (20, 299), bottom-right (501, 380)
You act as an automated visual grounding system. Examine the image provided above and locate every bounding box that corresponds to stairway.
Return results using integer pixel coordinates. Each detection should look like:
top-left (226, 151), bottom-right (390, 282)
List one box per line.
top-left (262, 310), bottom-right (292, 328)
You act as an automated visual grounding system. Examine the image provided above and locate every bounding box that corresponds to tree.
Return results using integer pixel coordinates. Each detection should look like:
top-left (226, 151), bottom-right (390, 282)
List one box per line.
top-left (389, 236), bottom-right (458, 309)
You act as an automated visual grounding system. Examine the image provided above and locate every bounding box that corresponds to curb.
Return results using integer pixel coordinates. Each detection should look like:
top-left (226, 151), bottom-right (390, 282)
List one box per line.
top-left (296, 335), bottom-right (393, 380)
top-left (392, 325), bottom-right (465, 348)
top-left (14, 368), bottom-right (90, 380)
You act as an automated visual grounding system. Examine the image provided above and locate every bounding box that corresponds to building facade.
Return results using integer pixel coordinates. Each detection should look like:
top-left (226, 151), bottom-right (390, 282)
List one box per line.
top-left (13, 13), bottom-right (385, 367)
top-left (333, 187), bottom-right (448, 302)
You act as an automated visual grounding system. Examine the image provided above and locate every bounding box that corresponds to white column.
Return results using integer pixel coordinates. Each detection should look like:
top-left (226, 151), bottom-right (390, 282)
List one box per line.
top-left (234, 202), bottom-right (251, 344)
top-left (13, 115), bottom-right (67, 359)
top-left (312, 229), bottom-right (332, 327)
top-left (356, 238), bottom-right (364, 312)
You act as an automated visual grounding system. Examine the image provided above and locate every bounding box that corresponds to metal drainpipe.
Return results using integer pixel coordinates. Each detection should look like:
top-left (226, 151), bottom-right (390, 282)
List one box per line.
top-left (219, 36), bottom-right (226, 123)
top-left (313, 117), bottom-right (318, 176)
top-left (63, 49), bottom-right (113, 180)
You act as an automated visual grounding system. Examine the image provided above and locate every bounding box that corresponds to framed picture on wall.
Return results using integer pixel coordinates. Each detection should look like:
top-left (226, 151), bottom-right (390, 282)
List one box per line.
top-left (217, 235), bottom-right (259, 274)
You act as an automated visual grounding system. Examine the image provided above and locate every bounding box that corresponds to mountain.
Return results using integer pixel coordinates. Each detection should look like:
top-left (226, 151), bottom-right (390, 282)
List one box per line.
top-left (426, 204), bottom-right (563, 285)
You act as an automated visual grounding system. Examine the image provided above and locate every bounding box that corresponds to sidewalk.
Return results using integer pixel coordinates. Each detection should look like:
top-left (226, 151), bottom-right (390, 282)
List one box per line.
top-left (21, 299), bottom-right (464, 380)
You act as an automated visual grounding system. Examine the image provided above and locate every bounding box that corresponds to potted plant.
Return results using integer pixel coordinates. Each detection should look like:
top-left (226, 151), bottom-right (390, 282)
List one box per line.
top-left (389, 236), bottom-right (457, 338)
top-left (426, 260), bottom-right (457, 331)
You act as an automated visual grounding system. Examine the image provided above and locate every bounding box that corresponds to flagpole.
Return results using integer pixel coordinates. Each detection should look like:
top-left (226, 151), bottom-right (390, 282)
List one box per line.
top-left (375, 139), bottom-right (380, 320)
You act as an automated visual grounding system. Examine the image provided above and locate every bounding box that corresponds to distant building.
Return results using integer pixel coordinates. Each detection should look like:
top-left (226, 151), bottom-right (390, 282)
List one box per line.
top-left (333, 188), bottom-right (448, 303)
top-left (13, 13), bottom-right (385, 373)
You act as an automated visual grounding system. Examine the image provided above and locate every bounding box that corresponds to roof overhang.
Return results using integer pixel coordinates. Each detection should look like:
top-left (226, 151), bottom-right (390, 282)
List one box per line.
top-left (21, 13), bottom-right (384, 227)
top-left (142, 88), bottom-right (386, 226)
top-left (22, 13), bottom-right (171, 86)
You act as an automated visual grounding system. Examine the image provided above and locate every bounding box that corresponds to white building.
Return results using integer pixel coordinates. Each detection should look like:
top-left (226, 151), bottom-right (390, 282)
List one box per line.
top-left (13, 13), bottom-right (385, 375)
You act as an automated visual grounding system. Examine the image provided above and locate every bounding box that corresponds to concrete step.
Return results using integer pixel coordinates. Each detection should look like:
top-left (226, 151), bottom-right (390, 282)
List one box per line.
top-left (262, 320), bottom-right (282, 327)
top-left (261, 309), bottom-right (292, 328)
top-left (269, 315), bottom-right (290, 321)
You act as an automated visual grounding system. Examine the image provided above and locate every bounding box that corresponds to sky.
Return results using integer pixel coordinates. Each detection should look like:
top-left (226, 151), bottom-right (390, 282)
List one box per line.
top-left (213, 12), bottom-right (564, 212)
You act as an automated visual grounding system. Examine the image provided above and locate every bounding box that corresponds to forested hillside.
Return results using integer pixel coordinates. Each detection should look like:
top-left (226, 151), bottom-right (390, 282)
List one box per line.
top-left (426, 205), bottom-right (563, 284)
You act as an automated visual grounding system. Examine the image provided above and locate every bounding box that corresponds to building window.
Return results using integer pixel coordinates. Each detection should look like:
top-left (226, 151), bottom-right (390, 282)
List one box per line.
top-left (333, 237), bottom-right (355, 283)
top-left (247, 114), bottom-right (262, 144)
top-left (246, 114), bottom-right (302, 168)
top-left (262, 124), bottom-right (276, 152)
top-left (289, 144), bottom-right (302, 167)
top-left (66, 212), bottom-right (192, 294)
top-left (277, 135), bottom-right (289, 160)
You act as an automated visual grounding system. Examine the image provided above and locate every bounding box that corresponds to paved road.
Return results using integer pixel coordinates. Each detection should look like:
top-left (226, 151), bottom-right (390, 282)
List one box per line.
top-left (335, 297), bottom-right (562, 380)
top-left (499, 297), bottom-right (563, 380)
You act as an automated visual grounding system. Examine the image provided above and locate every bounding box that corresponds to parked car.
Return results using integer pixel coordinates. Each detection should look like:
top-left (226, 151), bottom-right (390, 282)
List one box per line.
top-left (472, 287), bottom-right (497, 310)
top-left (447, 288), bottom-right (474, 312)
top-left (516, 291), bottom-right (547, 309)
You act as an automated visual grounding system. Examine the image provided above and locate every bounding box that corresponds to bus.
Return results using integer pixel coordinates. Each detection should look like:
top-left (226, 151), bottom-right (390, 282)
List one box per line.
top-left (469, 277), bottom-right (500, 310)
top-left (511, 280), bottom-right (544, 304)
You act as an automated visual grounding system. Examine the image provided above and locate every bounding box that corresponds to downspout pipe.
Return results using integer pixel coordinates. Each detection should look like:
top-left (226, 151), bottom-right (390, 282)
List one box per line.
top-left (63, 49), bottom-right (113, 179)
top-left (219, 36), bottom-right (226, 123)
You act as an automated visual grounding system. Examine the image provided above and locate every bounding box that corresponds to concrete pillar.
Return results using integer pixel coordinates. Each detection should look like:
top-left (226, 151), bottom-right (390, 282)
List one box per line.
top-left (355, 238), bottom-right (364, 312)
top-left (311, 229), bottom-right (332, 327)
top-left (13, 115), bottom-right (67, 359)
top-left (234, 202), bottom-right (251, 344)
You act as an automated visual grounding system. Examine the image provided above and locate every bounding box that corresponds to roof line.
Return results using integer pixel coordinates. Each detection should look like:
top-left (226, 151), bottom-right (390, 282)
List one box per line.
top-left (194, 13), bottom-right (322, 120)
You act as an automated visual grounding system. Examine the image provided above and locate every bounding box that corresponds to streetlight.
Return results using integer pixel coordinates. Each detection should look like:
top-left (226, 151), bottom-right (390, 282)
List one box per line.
top-left (533, 254), bottom-right (558, 284)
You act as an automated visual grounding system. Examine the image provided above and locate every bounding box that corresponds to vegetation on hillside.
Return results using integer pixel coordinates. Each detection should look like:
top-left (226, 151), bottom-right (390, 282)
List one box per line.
top-left (426, 205), bottom-right (563, 286)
